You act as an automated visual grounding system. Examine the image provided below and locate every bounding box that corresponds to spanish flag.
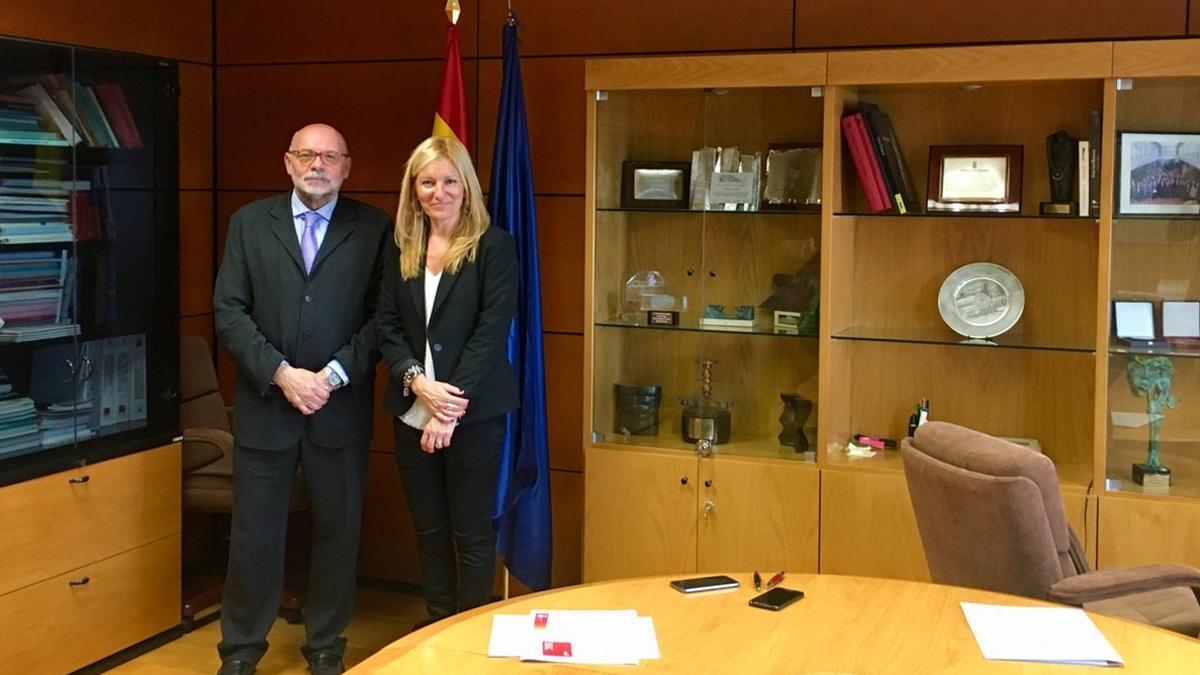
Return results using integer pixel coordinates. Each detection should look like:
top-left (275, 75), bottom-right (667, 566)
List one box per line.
top-left (433, 1), bottom-right (468, 148)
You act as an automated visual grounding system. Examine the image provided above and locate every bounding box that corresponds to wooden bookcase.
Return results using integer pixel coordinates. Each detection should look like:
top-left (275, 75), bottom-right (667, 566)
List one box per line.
top-left (583, 40), bottom-right (1200, 583)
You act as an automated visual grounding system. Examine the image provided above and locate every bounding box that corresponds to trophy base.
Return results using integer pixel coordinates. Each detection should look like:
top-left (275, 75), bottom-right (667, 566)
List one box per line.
top-left (646, 310), bottom-right (679, 326)
top-left (1132, 463), bottom-right (1171, 492)
top-left (682, 407), bottom-right (731, 445)
top-left (1039, 201), bottom-right (1077, 216)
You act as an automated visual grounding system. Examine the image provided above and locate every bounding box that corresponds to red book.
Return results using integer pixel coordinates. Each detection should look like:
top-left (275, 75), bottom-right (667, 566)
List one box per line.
top-left (851, 113), bottom-right (893, 212)
top-left (842, 114), bottom-right (888, 212)
top-left (93, 82), bottom-right (143, 150)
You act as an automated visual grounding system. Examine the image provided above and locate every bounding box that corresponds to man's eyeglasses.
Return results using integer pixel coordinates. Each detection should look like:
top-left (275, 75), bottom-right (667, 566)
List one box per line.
top-left (287, 149), bottom-right (349, 165)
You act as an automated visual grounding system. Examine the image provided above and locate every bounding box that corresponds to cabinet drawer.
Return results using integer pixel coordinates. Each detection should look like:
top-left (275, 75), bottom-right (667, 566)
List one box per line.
top-left (0, 533), bottom-right (180, 674)
top-left (0, 444), bottom-right (180, 596)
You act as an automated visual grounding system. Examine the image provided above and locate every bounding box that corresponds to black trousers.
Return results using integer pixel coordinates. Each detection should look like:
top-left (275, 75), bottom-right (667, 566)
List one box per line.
top-left (394, 414), bottom-right (505, 620)
top-left (218, 436), bottom-right (368, 664)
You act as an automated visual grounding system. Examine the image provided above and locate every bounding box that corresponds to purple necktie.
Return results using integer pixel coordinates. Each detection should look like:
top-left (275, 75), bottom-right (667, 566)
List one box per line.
top-left (300, 211), bottom-right (320, 274)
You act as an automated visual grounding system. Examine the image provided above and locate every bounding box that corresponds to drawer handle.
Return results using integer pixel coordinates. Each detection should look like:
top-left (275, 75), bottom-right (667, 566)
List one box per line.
top-left (68, 475), bottom-right (90, 484)
top-left (69, 576), bottom-right (90, 586)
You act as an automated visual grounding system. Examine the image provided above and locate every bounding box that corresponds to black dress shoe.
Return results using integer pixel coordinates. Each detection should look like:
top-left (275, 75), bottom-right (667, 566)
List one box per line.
top-left (216, 659), bottom-right (255, 675)
top-left (308, 651), bottom-right (345, 675)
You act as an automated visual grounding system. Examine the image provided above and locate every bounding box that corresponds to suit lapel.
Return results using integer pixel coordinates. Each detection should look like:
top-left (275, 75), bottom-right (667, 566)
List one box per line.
top-left (267, 195), bottom-right (304, 275)
top-left (429, 266), bottom-right (461, 324)
top-left (310, 198), bottom-right (357, 275)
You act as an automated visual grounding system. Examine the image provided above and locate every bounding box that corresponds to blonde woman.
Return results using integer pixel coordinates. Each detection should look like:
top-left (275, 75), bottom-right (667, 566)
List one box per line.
top-left (377, 136), bottom-right (519, 627)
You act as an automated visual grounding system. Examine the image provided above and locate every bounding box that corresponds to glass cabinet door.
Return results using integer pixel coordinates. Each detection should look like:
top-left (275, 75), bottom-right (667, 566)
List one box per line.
top-left (0, 37), bottom-right (177, 477)
top-left (591, 85), bottom-right (823, 462)
top-left (1107, 76), bottom-right (1200, 499)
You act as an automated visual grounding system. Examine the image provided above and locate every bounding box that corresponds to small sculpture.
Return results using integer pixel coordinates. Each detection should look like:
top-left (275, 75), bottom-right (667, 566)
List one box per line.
top-left (1126, 355), bottom-right (1177, 488)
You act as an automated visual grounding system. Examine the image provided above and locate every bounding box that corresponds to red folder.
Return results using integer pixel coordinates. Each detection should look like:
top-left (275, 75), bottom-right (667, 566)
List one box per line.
top-left (851, 113), bottom-right (893, 212)
top-left (841, 114), bottom-right (889, 212)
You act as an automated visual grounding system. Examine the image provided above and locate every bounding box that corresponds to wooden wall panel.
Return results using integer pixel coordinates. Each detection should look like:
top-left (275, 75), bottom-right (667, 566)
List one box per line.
top-left (179, 314), bottom-right (213, 345)
top-left (545, 335), bottom-right (583, 473)
top-left (1192, 3), bottom-right (1200, 34)
top-left (0, 1), bottom-right (211, 62)
top-left (180, 64), bottom-right (213, 190)
top-left (179, 191), bottom-right (214, 318)
top-left (477, 58), bottom-right (586, 196)
top-left (536, 197), bottom-right (585, 334)
top-left (358, 451), bottom-right (420, 584)
top-left (479, 0), bottom-right (793, 56)
top-left (216, 0), bottom-right (475, 64)
top-left (795, 1), bottom-right (1188, 48)
top-left (217, 61), bottom-right (479, 191)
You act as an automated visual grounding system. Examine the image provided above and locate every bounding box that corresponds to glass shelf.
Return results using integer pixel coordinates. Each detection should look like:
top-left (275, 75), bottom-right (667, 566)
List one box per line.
top-left (1109, 340), bottom-right (1200, 359)
top-left (594, 430), bottom-right (816, 462)
top-left (597, 318), bottom-right (817, 339)
top-left (832, 327), bottom-right (1093, 353)
top-left (1105, 472), bottom-right (1200, 499)
top-left (833, 211), bottom-right (1098, 221)
top-left (597, 206), bottom-right (820, 217)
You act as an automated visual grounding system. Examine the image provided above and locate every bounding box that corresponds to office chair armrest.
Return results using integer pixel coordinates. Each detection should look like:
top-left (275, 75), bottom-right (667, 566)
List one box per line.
top-left (182, 426), bottom-right (233, 472)
top-left (1048, 564), bottom-right (1200, 606)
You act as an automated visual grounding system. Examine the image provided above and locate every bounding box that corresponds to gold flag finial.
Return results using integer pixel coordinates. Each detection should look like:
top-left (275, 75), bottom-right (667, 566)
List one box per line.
top-left (445, 0), bottom-right (461, 25)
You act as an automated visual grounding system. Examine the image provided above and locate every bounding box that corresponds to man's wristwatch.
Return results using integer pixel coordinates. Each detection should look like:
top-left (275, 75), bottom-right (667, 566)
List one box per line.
top-left (325, 368), bottom-right (345, 390)
top-left (401, 364), bottom-right (424, 396)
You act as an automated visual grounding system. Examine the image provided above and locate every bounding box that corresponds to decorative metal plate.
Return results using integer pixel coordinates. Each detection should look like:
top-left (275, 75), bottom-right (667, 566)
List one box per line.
top-left (938, 262), bottom-right (1025, 339)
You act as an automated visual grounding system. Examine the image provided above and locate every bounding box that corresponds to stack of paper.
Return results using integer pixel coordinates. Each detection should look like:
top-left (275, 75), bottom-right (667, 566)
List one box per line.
top-left (487, 609), bottom-right (659, 665)
top-left (960, 602), bottom-right (1124, 667)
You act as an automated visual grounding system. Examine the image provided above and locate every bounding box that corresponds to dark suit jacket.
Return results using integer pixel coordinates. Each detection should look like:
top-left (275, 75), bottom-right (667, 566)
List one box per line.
top-left (378, 225), bottom-right (519, 422)
top-left (213, 193), bottom-right (391, 450)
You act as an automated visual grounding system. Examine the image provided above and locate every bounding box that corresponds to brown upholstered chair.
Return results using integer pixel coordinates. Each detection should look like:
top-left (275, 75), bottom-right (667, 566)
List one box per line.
top-left (180, 335), bottom-right (306, 627)
top-left (902, 421), bottom-right (1200, 637)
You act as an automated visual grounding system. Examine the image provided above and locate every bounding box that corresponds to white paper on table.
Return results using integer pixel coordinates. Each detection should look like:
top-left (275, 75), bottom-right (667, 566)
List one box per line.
top-left (1110, 411), bottom-right (1164, 428)
top-left (516, 609), bottom-right (656, 665)
top-left (487, 615), bottom-right (528, 658)
top-left (960, 602), bottom-right (1123, 667)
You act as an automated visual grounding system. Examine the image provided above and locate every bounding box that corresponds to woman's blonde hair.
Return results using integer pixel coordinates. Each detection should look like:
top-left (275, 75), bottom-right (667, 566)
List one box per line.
top-left (394, 136), bottom-right (490, 279)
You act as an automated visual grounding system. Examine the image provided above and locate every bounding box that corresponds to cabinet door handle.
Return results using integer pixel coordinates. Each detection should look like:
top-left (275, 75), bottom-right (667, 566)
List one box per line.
top-left (68, 576), bottom-right (90, 586)
top-left (680, 476), bottom-right (688, 485)
top-left (704, 479), bottom-right (713, 487)
top-left (68, 475), bottom-right (90, 484)
top-left (703, 500), bottom-right (716, 519)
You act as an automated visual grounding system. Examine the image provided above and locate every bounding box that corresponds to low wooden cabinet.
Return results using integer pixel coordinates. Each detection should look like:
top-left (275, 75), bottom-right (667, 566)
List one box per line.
top-left (584, 447), bottom-right (819, 582)
top-left (0, 444), bottom-right (181, 673)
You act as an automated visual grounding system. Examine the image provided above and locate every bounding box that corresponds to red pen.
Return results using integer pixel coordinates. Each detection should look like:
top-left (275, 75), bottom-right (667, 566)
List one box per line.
top-left (766, 571), bottom-right (785, 588)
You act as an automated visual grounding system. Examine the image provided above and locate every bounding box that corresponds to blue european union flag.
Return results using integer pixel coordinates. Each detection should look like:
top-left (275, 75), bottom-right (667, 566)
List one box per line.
top-left (488, 10), bottom-right (552, 591)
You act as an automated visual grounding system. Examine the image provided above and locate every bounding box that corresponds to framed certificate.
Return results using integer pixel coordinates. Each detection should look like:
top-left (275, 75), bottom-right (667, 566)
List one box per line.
top-left (927, 145), bottom-right (1023, 213)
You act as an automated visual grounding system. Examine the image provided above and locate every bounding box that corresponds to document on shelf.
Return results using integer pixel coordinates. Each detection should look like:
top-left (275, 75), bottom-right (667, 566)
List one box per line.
top-left (486, 609), bottom-right (659, 665)
top-left (960, 602), bottom-right (1123, 667)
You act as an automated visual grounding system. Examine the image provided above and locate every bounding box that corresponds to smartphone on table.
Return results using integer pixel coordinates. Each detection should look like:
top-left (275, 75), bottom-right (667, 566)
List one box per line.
top-left (748, 586), bottom-right (804, 610)
top-left (669, 575), bottom-right (740, 593)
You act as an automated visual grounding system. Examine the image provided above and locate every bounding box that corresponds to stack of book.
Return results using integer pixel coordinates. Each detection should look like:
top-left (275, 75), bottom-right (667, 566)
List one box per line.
top-left (841, 102), bottom-right (919, 214)
top-left (12, 76), bottom-right (143, 150)
top-left (0, 396), bottom-right (39, 459)
top-left (38, 400), bottom-right (95, 448)
top-left (0, 250), bottom-right (79, 343)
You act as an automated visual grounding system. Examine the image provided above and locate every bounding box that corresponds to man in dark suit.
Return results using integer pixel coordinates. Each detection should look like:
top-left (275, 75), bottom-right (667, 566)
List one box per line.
top-left (212, 123), bottom-right (390, 675)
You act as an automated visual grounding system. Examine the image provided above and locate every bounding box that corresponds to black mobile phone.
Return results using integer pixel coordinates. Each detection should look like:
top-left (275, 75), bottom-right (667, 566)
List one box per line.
top-left (669, 575), bottom-right (740, 593)
top-left (748, 586), bottom-right (804, 610)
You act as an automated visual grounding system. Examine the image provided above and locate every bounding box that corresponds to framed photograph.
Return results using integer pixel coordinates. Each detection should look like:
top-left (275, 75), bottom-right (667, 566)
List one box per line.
top-left (926, 145), bottom-right (1023, 213)
top-left (1113, 300), bottom-right (1155, 340)
top-left (762, 143), bottom-right (822, 211)
top-left (1116, 131), bottom-right (1200, 216)
top-left (621, 160), bottom-right (691, 209)
top-left (1162, 300), bottom-right (1200, 338)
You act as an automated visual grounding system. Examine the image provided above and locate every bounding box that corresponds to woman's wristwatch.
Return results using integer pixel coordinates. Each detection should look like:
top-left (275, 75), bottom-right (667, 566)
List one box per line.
top-left (401, 364), bottom-right (424, 396)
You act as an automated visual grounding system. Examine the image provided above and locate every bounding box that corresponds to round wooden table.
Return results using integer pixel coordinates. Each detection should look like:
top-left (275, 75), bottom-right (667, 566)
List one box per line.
top-left (350, 573), bottom-right (1199, 673)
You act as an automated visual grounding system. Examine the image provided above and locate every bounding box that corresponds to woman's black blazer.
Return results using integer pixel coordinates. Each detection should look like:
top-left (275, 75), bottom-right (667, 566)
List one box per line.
top-left (377, 224), bottom-right (520, 422)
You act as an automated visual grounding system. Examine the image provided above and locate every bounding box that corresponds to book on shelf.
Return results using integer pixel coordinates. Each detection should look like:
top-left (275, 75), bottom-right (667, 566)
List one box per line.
top-left (859, 102), bottom-right (919, 214)
top-left (698, 316), bottom-right (757, 329)
top-left (93, 82), bottom-right (143, 149)
top-left (129, 334), bottom-right (147, 421)
top-left (1078, 140), bottom-right (1090, 217)
top-left (18, 83), bottom-right (83, 145)
top-left (841, 113), bottom-right (892, 212)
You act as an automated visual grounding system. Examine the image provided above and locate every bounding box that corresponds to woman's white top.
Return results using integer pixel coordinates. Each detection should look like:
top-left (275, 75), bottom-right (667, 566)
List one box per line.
top-left (399, 268), bottom-right (442, 429)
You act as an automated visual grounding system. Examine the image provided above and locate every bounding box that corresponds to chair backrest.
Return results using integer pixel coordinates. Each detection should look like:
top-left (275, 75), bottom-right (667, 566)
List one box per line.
top-left (180, 335), bottom-right (230, 434)
top-left (901, 421), bottom-right (1082, 601)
